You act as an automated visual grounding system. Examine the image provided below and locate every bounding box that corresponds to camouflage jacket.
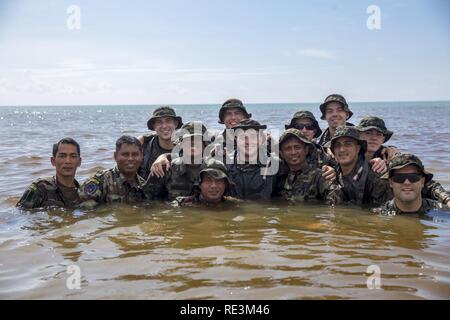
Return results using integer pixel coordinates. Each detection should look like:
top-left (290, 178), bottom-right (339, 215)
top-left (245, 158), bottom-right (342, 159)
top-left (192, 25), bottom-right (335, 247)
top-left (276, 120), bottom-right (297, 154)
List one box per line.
top-left (372, 198), bottom-right (448, 216)
top-left (423, 180), bottom-right (450, 205)
top-left (150, 157), bottom-right (203, 201)
top-left (338, 156), bottom-right (392, 207)
top-left (226, 152), bottom-right (279, 200)
top-left (139, 134), bottom-right (172, 180)
top-left (172, 193), bottom-right (242, 208)
top-left (316, 122), bottom-right (354, 147)
top-left (16, 176), bottom-right (80, 209)
top-left (79, 167), bottom-right (147, 208)
top-left (275, 162), bottom-right (343, 204)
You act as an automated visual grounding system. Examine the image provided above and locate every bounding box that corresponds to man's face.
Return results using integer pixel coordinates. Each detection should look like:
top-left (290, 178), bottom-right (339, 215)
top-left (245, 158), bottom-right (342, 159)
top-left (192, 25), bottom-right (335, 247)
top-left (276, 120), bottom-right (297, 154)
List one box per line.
top-left (153, 117), bottom-right (178, 141)
top-left (223, 108), bottom-right (246, 129)
top-left (200, 173), bottom-right (226, 203)
top-left (51, 143), bottom-right (81, 178)
top-left (182, 136), bottom-right (204, 164)
top-left (236, 129), bottom-right (260, 160)
top-left (389, 165), bottom-right (425, 203)
top-left (332, 137), bottom-right (360, 166)
top-left (360, 129), bottom-right (385, 153)
top-left (280, 137), bottom-right (308, 169)
top-left (293, 118), bottom-right (316, 140)
top-left (325, 102), bottom-right (349, 129)
top-left (114, 144), bottom-right (143, 176)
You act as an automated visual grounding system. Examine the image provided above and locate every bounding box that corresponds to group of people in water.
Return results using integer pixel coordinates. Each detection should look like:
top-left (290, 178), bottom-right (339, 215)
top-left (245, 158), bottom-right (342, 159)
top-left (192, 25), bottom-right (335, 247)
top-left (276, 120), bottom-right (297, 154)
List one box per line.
top-left (16, 94), bottom-right (450, 216)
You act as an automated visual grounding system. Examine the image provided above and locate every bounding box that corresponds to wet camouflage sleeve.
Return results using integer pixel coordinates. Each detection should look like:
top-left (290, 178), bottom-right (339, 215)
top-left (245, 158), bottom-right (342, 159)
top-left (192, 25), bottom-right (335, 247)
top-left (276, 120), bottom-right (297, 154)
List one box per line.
top-left (423, 180), bottom-right (450, 205)
top-left (367, 176), bottom-right (393, 207)
top-left (16, 182), bottom-right (46, 209)
top-left (78, 173), bottom-right (106, 207)
top-left (320, 178), bottom-right (344, 205)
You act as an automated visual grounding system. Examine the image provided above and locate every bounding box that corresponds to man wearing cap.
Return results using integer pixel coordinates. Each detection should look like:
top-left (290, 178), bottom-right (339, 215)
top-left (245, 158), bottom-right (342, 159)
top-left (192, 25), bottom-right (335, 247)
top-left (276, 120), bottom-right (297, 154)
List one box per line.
top-left (172, 159), bottom-right (240, 207)
top-left (78, 135), bottom-right (148, 209)
top-left (17, 137), bottom-right (82, 209)
top-left (138, 106), bottom-right (183, 180)
top-left (150, 121), bottom-right (210, 201)
top-left (357, 116), bottom-right (399, 162)
top-left (317, 94), bottom-right (354, 147)
top-left (326, 126), bottom-right (391, 207)
top-left (373, 154), bottom-right (449, 216)
top-left (226, 119), bottom-right (279, 200)
top-left (358, 116), bottom-right (450, 206)
top-left (275, 129), bottom-right (343, 204)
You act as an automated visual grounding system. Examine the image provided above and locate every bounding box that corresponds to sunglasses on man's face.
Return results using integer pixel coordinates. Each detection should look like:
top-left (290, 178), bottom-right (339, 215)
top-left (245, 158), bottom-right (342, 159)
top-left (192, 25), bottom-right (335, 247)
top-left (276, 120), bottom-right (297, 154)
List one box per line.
top-left (391, 173), bottom-right (423, 184)
top-left (293, 123), bottom-right (315, 131)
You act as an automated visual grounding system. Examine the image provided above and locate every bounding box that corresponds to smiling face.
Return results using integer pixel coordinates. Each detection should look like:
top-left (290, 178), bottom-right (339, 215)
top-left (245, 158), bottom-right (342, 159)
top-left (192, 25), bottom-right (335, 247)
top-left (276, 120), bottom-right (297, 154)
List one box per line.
top-left (51, 143), bottom-right (82, 178)
top-left (332, 137), bottom-right (360, 167)
top-left (280, 137), bottom-right (309, 171)
top-left (199, 173), bottom-right (227, 203)
top-left (325, 102), bottom-right (349, 129)
top-left (223, 108), bottom-right (247, 129)
top-left (114, 143), bottom-right (143, 176)
top-left (153, 117), bottom-right (178, 141)
top-left (360, 129), bottom-right (385, 153)
top-left (389, 165), bottom-right (425, 203)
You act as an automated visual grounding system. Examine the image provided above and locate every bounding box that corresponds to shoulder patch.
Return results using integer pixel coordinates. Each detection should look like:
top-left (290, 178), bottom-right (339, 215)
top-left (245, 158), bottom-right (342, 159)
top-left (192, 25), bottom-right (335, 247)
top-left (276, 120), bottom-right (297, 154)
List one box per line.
top-left (83, 182), bottom-right (98, 195)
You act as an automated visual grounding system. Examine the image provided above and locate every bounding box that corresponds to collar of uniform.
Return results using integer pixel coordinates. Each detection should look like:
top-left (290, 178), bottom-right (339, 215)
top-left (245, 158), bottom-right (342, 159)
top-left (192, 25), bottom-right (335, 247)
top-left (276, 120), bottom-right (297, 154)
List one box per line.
top-left (392, 198), bottom-right (430, 215)
top-left (53, 176), bottom-right (80, 188)
top-left (289, 161), bottom-right (312, 175)
top-left (113, 167), bottom-right (145, 188)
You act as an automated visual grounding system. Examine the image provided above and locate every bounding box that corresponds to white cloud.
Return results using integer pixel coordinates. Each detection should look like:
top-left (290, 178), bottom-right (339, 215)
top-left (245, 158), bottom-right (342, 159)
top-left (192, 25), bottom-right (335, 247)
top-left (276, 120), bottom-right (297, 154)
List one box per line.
top-left (282, 48), bottom-right (336, 60)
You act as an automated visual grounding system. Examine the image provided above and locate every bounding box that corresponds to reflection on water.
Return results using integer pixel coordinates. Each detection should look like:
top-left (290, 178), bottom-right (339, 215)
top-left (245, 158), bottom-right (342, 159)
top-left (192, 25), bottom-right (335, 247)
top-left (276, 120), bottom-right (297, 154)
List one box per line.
top-left (0, 103), bottom-right (450, 299)
top-left (1, 202), bottom-right (450, 299)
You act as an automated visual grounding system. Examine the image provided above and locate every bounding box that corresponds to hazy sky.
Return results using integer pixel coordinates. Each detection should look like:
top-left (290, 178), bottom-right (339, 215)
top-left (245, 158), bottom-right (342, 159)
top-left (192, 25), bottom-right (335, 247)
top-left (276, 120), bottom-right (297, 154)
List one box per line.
top-left (1, 0), bottom-right (449, 105)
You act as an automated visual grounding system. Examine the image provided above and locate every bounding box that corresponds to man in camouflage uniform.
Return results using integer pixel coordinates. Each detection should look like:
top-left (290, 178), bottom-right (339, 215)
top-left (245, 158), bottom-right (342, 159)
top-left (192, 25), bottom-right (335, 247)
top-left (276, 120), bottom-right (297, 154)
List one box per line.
top-left (357, 116), bottom-right (398, 161)
top-left (358, 116), bottom-right (450, 206)
top-left (317, 94), bottom-right (354, 147)
top-left (326, 126), bottom-right (392, 207)
top-left (79, 136), bottom-right (148, 209)
top-left (149, 121), bottom-right (209, 201)
top-left (285, 110), bottom-right (322, 141)
top-left (209, 98), bottom-right (253, 161)
top-left (138, 106), bottom-right (183, 179)
top-left (275, 129), bottom-right (343, 204)
top-left (172, 158), bottom-right (240, 207)
top-left (226, 119), bottom-right (279, 200)
top-left (373, 154), bottom-right (449, 216)
top-left (17, 138), bottom-right (82, 209)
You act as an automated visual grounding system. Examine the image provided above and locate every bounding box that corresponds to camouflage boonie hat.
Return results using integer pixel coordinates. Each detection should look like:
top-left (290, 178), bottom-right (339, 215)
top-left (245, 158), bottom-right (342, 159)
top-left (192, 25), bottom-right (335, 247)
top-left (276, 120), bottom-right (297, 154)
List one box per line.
top-left (325, 126), bottom-right (367, 154)
top-left (218, 98), bottom-right (252, 124)
top-left (199, 159), bottom-right (233, 185)
top-left (233, 119), bottom-right (267, 130)
top-left (319, 94), bottom-right (353, 120)
top-left (147, 106), bottom-right (183, 131)
top-left (285, 110), bottom-right (322, 137)
top-left (279, 128), bottom-right (315, 148)
top-left (381, 153), bottom-right (433, 182)
top-left (357, 116), bottom-right (393, 142)
top-left (178, 121), bottom-right (208, 140)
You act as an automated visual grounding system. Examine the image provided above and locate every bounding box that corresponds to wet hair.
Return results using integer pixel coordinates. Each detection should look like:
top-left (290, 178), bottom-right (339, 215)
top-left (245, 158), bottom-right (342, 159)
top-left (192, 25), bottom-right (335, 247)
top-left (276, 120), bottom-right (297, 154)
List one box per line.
top-left (52, 137), bottom-right (80, 157)
top-left (115, 135), bottom-right (143, 153)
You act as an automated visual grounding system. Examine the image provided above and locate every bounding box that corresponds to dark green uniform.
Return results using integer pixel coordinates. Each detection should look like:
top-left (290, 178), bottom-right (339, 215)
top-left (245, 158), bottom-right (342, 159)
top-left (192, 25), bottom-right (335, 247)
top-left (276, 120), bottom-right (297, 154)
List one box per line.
top-left (338, 156), bottom-right (392, 207)
top-left (372, 198), bottom-right (448, 216)
top-left (276, 162), bottom-right (343, 204)
top-left (16, 176), bottom-right (80, 209)
top-left (78, 167), bottom-right (147, 208)
top-left (139, 134), bottom-right (172, 179)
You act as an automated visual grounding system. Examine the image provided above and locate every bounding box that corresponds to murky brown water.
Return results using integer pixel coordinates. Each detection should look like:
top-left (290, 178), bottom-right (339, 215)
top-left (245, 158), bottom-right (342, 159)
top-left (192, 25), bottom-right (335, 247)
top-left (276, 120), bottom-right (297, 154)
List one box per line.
top-left (1, 103), bottom-right (450, 299)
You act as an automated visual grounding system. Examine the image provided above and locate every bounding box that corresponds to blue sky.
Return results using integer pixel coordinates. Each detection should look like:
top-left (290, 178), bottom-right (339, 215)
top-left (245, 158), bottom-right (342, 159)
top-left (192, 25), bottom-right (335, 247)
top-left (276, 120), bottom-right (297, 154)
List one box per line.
top-left (0, 0), bottom-right (449, 105)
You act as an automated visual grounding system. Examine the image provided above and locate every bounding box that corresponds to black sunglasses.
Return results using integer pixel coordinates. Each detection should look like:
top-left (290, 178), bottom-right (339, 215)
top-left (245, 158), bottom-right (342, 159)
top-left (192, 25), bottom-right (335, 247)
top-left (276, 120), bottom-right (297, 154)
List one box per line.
top-left (391, 173), bottom-right (423, 183)
top-left (293, 123), bottom-right (316, 131)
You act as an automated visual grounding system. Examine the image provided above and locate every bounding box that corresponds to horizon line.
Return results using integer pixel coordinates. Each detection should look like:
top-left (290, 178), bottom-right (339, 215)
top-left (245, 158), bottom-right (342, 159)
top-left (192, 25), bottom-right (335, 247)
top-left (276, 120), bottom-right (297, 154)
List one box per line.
top-left (1, 99), bottom-right (450, 108)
